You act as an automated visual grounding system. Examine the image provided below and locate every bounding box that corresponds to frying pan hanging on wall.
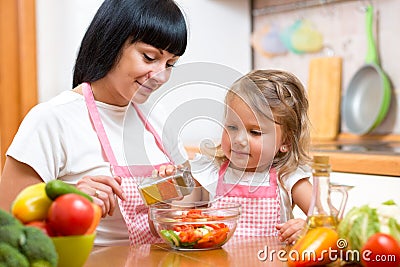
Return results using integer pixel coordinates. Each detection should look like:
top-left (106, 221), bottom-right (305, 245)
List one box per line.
top-left (342, 5), bottom-right (391, 135)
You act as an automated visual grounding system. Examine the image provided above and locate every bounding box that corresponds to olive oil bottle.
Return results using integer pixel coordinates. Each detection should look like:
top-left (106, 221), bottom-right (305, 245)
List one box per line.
top-left (306, 155), bottom-right (347, 230)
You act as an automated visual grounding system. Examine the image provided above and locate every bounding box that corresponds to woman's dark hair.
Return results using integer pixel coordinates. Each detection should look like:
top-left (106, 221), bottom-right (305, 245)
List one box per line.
top-left (73, 0), bottom-right (187, 87)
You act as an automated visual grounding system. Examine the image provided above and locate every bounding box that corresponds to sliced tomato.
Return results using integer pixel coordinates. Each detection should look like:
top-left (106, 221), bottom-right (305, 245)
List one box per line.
top-left (194, 228), bottom-right (229, 249)
top-left (207, 216), bottom-right (225, 221)
top-left (173, 224), bottom-right (193, 232)
top-left (178, 229), bottom-right (202, 244)
top-left (213, 228), bottom-right (229, 245)
top-left (187, 209), bottom-right (202, 216)
top-left (167, 209), bottom-right (232, 249)
top-left (206, 223), bottom-right (228, 229)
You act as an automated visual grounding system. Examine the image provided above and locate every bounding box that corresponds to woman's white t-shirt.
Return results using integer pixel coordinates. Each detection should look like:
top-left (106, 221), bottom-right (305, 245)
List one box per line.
top-left (190, 154), bottom-right (311, 222)
top-left (7, 91), bottom-right (187, 246)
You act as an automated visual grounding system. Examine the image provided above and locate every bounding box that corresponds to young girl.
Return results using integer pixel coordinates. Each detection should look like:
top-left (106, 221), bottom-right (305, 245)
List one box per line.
top-left (190, 69), bottom-right (313, 244)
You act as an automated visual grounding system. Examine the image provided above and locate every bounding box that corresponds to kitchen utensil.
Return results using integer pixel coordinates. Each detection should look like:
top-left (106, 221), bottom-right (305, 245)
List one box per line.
top-left (308, 56), bottom-right (342, 141)
top-left (281, 19), bottom-right (323, 54)
top-left (280, 20), bottom-right (304, 54)
top-left (291, 19), bottom-right (323, 53)
top-left (150, 202), bottom-right (241, 251)
top-left (342, 5), bottom-right (391, 135)
top-left (251, 24), bottom-right (287, 58)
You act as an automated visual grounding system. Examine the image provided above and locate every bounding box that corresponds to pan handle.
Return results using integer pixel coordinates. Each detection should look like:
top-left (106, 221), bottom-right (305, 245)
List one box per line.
top-left (365, 5), bottom-right (379, 65)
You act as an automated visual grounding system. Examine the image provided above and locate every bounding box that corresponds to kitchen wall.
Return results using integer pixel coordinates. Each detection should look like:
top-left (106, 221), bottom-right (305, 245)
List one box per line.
top-left (37, 0), bottom-right (399, 140)
top-left (253, 0), bottom-right (400, 217)
top-left (35, 0), bottom-right (399, 218)
top-left (35, 0), bottom-right (251, 147)
top-left (252, 0), bottom-right (400, 134)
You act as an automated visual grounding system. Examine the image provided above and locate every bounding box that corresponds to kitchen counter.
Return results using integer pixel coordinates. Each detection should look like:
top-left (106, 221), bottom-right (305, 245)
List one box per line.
top-left (84, 236), bottom-right (359, 267)
top-left (311, 134), bottom-right (400, 177)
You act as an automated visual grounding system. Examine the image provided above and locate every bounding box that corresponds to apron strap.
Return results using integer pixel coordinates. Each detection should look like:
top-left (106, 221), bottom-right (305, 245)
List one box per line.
top-left (82, 82), bottom-right (174, 167)
top-left (82, 82), bottom-right (118, 165)
top-left (132, 103), bottom-right (174, 163)
top-left (218, 160), bottom-right (230, 178)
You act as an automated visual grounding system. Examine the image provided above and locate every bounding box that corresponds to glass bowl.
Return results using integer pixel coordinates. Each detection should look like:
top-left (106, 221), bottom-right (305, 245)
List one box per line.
top-left (150, 202), bottom-right (241, 251)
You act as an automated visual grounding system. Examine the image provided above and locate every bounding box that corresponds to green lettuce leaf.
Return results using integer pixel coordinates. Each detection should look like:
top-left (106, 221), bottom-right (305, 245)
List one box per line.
top-left (338, 204), bottom-right (380, 252)
top-left (388, 217), bottom-right (400, 243)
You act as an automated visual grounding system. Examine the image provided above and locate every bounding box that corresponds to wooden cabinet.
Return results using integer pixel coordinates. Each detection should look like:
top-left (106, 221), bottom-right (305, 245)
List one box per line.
top-left (0, 0), bottom-right (37, 170)
top-left (253, 0), bottom-right (306, 9)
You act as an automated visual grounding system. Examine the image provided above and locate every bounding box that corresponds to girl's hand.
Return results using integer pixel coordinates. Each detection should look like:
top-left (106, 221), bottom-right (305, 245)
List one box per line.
top-left (276, 218), bottom-right (307, 245)
top-left (76, 175), bottom-right (126, 217)
top-left (157, 164), bottom-right (184, 177)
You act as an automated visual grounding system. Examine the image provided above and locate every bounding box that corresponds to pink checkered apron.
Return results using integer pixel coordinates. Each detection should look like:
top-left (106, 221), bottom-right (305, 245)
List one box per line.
top-left (214, 160), bottom-right (281, 236)
top-left (83, 83), bottom-right (173, 245)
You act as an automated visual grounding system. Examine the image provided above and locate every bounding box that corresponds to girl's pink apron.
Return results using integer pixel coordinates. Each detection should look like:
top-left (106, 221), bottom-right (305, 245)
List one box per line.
top-left (82, 83), bottom-right (173, 244)
top-left (215, 161), bottom-right (281, 236)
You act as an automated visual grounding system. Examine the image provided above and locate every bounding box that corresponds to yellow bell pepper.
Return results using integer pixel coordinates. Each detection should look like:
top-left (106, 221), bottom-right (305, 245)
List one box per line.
top-left (11, 183), bottom-right (53, 223)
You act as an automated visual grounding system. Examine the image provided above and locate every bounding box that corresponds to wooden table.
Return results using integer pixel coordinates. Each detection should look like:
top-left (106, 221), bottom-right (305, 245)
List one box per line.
top-left (84, 236), bottom-right (359, 267)
top-left (84, 236), bottom-right (289, 267)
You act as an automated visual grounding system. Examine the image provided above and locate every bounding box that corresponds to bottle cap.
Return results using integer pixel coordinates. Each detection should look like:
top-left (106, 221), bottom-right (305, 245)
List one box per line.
top-left (313, 155), bottom-right (329, 164)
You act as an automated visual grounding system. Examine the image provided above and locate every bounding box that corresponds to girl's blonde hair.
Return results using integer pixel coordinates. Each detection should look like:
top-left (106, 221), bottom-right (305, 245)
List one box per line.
top-left (202, 69), bottom-right (311, 183)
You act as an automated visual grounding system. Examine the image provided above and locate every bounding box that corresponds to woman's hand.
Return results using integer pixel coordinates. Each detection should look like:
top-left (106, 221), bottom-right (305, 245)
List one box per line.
top-left (276, 218), bottom-right (307, 245)
top-left (76, 175), bottom-right (126, 217)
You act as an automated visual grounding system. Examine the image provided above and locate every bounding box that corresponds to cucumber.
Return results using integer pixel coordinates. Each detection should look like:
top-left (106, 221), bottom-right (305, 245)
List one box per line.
top-left (160, 230), bottom-right (180, 247)
top-left (45, 180), bottom-right (93, 202)
top-left (180, 241), bottom-right (196, 248)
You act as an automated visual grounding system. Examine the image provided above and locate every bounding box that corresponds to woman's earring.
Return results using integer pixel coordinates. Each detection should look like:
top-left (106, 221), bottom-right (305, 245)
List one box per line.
top-left (280, 145), bottom-right (287, 153)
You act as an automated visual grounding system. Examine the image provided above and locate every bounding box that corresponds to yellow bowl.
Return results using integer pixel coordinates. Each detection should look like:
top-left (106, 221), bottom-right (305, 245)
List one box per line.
top-left (51, 233), bottom-right (95, 267)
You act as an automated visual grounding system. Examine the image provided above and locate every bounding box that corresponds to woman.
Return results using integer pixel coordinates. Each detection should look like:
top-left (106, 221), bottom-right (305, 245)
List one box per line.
top-left (0, 0), bottom-right (188, 246)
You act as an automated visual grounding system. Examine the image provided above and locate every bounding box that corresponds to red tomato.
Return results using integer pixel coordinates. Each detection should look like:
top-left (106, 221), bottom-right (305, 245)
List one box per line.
top-left (25, 220), bottom-right (53, 236)
top-left (361, 233), bottom-right (400, 267)
top-left (47, 193), bottom-right (94, 236)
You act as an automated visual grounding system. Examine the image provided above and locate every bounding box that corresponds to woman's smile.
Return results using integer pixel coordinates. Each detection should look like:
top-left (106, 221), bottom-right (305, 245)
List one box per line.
top-left (136, 81), bottom-right (155, 95)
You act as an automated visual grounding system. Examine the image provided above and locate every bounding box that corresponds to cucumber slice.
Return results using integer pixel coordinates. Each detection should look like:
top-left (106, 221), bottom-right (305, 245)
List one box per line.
top-left (180, 241), bottom-right (196, 248)
top-left (160, 230), bottom-right (180, 247)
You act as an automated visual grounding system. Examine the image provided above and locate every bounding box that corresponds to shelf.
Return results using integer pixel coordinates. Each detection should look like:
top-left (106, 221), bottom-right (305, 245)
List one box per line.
top-left (252, 0), bottom-right (364, 16)
top-left (311, 134), bottom-right (400, 176)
